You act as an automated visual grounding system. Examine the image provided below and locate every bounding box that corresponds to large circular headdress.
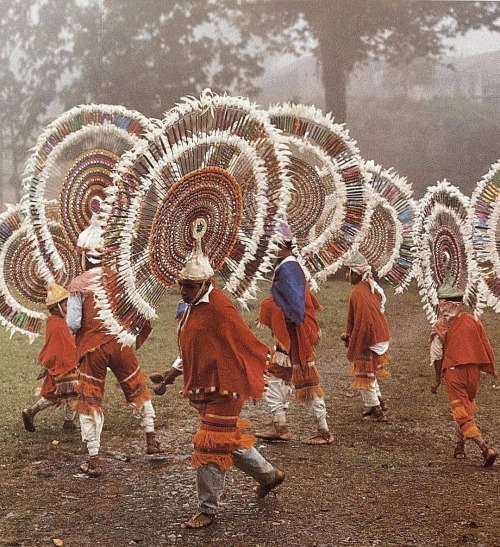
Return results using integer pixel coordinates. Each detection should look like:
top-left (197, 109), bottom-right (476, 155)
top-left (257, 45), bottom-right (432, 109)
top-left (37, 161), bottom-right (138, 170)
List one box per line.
top-left (267, 103), bottom-right (372, 282)
top-left (95, 90), bottom-right (292, 345)
top-left (0, 204), bottom-right (79, 342)
top-left (358, 161), bottom-right (416, 292)
top-left (470, 161), bottom-right (500, 313)
top-left (413, 180), bottom-right (479, 323)
top-left (22, 103), bottom-right (156, 283)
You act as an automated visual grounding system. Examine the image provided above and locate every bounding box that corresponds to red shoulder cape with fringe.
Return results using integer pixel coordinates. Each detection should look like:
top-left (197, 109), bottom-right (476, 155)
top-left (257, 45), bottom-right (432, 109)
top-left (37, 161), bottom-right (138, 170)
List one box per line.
top-left (442, 312), bottom-right (496, 376)
top-left (345, 280), bottom-right (390, 362)
top-left (258, 284), bottom-right (322, 366)
top-left (37, 315), bottom-right (77, 375)
top-left (69, 269), bottom-right (114, 356)
top-left (178, 288), bottom-right (270, 401)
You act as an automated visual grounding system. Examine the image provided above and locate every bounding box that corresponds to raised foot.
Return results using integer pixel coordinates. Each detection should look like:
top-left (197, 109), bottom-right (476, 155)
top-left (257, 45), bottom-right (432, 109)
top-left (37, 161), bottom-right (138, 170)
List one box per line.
top-left (184, 512), bottom-right (215, 529)
top-left (483, 447), bottom-right (497, 468)
top-left (22, 410), bottom-right (35, 433)
top-left (255, 469), bottom-right (285, 499)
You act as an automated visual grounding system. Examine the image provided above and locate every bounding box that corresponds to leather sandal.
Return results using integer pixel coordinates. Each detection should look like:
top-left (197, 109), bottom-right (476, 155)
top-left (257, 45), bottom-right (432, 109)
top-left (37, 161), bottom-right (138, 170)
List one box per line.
top-left (301, 429), bottom-right (334, 445)
top-left (80, 456), bottom-right (102, 477)
top-left (482, 447), bottom-right (497, 467)
top-left (361, 406), bottom-right (376, 418)
top-left (22, 410), bottom-right (36, 433)
top-left (184, 512), bottom-right (216, 529)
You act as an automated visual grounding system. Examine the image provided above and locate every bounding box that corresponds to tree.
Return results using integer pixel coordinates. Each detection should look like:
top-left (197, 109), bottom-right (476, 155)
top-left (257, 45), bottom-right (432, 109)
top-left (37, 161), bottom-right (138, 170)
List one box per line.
top-left (348, 94), bottom-right (500, 196)
top-left (0, 0), bottom-right (301, 202)
top-left (1, 0), bottom-right (499, 203)
top-left (250, 0), bottom-right (500, 121)
top-left (0, 0), bottom-right (76, 201)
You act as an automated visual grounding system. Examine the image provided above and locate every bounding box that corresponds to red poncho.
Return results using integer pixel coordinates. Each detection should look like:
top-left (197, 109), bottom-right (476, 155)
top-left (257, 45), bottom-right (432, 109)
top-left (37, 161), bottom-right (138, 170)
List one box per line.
top-left (259, 286), bottom-right (321, 367)
top-left (69, 270), bottom-right (114, 357)
top-left (178, 288), bottom-right (269, 401)
top-left (440, 312), bottom-right (496, 376)
top-left (37, 315), bottom-right (77, 375)
top-left (345, 280), bottom-right (390, 362)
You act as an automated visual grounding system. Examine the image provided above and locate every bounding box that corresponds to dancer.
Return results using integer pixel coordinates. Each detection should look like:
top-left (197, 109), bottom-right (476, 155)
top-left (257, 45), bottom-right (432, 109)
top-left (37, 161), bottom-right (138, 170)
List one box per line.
top-left (22, 284), bottom-right (78, 432)
top-left (152, 220), bottom-right (284, 528)
top-left (67, 215), bottom-right (162, 477)
top-left (256, 224), bottom-right (333, 445)
top-left (341, 250), bottom-right (390, 422)
top-left (430, 272), bottom-right (497, 466)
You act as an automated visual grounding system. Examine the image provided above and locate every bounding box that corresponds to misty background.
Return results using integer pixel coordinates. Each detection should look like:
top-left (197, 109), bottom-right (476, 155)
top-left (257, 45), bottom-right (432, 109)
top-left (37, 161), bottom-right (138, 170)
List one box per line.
top-left (1, 0), bottom-right (500, 206)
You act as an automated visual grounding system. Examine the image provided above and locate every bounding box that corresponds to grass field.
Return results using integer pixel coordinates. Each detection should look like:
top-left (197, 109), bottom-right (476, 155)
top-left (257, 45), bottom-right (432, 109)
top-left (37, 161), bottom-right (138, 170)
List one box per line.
top-left (1, 276), bottom-right (500, 546)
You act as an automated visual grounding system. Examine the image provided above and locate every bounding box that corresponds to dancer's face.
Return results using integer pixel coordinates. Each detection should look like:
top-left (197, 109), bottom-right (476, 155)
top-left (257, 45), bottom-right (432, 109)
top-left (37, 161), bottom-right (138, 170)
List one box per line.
top-left (344, 267), bottom-right (361, 285)
top-left (178, 280), bottom-right (206, 304)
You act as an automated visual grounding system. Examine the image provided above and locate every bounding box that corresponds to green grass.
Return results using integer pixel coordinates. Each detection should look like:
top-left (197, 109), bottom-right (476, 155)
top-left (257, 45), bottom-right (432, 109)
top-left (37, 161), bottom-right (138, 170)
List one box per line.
top-left (2, 276), bottom-right (499, 439)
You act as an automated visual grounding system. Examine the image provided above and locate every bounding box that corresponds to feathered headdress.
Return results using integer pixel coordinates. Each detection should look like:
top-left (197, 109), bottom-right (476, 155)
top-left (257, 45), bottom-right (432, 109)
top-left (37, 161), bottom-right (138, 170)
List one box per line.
top-left (413, 180), bottom-right (480, 324)
top-left (0, 203), bottom-right (78, 342)
top-left (358, 160), bottom-right (416, 292)
top-left (267, 103), bottom-right (373, 284)
top-left (469, 160), bottom-right (500, 313)
top-left (22, 103), bottom-right (157, 284)
top-left (94, 90), bottom-right (292, 346)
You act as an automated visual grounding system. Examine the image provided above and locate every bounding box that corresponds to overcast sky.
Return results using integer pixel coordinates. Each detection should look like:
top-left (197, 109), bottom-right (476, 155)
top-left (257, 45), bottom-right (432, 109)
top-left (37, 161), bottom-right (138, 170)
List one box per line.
top-left (448, 27), bottom-right (500, 56)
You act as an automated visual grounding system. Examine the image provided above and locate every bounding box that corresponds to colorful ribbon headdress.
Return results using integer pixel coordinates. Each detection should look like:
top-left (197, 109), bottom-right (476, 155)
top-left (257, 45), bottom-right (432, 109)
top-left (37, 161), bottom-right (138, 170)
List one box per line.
top-left (358, 161), bottom-right (416, 292)
top-left (413, 180), bottom-right (479, 323)
top-left (22, 103), bottom-right (156, 284)
top-left (94, 90), bottom-right (292, 345)
top-left (267, 103), bottom-right (372, 283)
top-left (469, 160), bottom-right (500, 313)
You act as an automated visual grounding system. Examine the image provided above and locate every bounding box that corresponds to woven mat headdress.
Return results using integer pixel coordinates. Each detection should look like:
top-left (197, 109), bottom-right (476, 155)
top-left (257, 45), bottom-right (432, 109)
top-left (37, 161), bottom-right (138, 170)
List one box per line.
top-left (22, 104), bottom-right (156, 283)
top-left (469, 161), bottom-right (500, 313)
top-left (358, 161), bottom-right (416, 292)
top-left (267, 103), bottom-right (372, 284)
top-left (95, 90), bottom-right (292, 345)
top-left (413, 180), bottom-right (480, 323)
top-left (0, 203), bottom-right (79, 342)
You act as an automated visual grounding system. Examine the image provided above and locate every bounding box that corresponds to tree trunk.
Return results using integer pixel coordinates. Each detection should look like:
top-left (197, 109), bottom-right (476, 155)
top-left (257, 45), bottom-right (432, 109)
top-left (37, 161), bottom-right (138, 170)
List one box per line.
top-left (319, 47), bottom-right (348, 122)
top-left (302, 3), bottom-right (349, 122)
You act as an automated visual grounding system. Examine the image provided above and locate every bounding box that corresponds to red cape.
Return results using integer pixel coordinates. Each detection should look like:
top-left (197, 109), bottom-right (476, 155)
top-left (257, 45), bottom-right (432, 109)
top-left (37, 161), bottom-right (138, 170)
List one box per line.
top-left (69, 270), bottom-right (114, 356)
top-left (346, 281), bottom-right (390, 362)
top-left (442, 312), bottom-right (496, 376)
top-left (37, 315), bottom-right (77, 375)
top-left (179, 288), bottom-right (270, 401)
top-left (259, 285), bottom-right (321, 366)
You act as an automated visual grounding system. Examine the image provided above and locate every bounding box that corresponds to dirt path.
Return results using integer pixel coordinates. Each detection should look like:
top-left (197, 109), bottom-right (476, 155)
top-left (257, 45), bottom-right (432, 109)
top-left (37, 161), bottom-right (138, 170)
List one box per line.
top-left (1, 284), bottom-right (500, 546)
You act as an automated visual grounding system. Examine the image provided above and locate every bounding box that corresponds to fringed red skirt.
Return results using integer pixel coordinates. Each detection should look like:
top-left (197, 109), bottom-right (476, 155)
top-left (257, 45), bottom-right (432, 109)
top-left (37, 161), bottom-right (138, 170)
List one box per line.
top-left (189, 393), bottom-right (255, 471)
top-left (74, 340), bottom-right (151, 416)
top-left (350, 351), bottom-right (390, 390)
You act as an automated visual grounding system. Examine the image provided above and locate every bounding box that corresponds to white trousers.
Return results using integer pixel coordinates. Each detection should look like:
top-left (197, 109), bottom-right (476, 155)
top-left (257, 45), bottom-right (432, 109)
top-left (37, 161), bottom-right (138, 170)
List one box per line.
top-left (197, 447), bottom-right (277, 515)
top-left (360, 378), bottom-right (382, 407)
top-left (31, 397), bottom-right (76, 421)
top-left (80, 399), bottom-right (156, 456)
top-left (265, 376), bottom-right (328, 430)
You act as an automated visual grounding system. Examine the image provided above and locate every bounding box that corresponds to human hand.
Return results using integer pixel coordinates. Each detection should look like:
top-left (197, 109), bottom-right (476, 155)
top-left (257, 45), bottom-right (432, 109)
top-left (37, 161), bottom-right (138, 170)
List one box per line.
top-left (153, 383), bottom-right (168, 396)
top-left (149, 372), bottom-right (164, 384)
top-left (162, 367), bottom-right (182, 385)
top-left (340, 333), bottom-right (350, 348)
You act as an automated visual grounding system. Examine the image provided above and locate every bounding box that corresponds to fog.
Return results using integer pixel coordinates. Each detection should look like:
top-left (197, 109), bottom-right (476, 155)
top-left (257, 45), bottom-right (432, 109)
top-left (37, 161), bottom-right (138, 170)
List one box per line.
top-left (1, 1), bottom-right (499, 203)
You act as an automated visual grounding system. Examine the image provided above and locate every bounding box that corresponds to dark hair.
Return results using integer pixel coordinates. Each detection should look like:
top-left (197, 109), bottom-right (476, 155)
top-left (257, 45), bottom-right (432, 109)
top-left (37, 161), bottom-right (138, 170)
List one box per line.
top-left (441, 296), bottom-right (463, 302)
